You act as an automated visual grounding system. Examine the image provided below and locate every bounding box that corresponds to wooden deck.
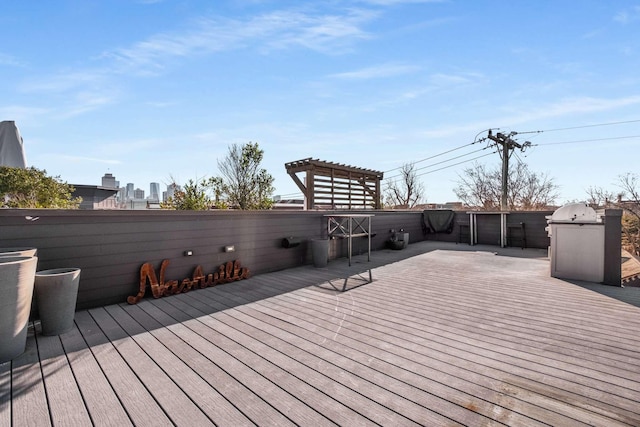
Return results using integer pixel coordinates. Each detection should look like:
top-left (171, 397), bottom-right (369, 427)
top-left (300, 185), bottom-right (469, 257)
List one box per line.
top-left (2, 241), bottom-right (640, 426)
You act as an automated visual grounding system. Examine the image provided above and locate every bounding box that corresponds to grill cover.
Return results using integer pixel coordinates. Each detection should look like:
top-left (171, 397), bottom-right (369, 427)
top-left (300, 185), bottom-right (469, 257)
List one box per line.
top-left (422, 210), bottom-right (455, 234)
top-left (549, 203), bottom-right (598, 223)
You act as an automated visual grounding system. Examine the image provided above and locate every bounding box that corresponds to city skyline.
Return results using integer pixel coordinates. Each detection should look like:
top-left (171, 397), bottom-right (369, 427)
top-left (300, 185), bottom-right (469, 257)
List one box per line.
top-left (100, 172), bottom-right (175, 205)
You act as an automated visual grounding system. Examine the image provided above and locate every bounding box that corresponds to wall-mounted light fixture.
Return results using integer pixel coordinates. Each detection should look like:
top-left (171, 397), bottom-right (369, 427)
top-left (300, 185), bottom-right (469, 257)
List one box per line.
top-left (224, 245), bottom-right (235, 253)
top-left (183, 250), bottom-right (193, 256)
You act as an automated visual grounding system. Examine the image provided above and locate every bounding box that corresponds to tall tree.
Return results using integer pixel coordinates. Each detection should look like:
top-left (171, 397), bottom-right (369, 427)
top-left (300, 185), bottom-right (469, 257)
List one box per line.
top-left (161, 178), bottom-right (226, 210)
top-left (384, 163), bottom-right (425, 209)
top-left (0, 166), bottom-right (81, 208)
top-left (217, 142), bottom-right (274, 210)
top-left (454, 162), bottom-right (558, 210)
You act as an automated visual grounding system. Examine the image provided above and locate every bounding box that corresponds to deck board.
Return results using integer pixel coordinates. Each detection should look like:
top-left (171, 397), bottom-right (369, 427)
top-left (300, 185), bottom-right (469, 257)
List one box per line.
top-left (200, 292), bottom-right (542, 426)
top-left (177, 291), bottom-right (442, 426)
top-left (151, 297), bottom-right (334, 426)
top-left (36, 332), bottom-right (93, 426)
top-left (73, 310), bottom-right (174, 426)
top-left (57, 324), bottom-right (133, 426)
top-left (87, 307), bottom-right (214, 426)
top-left (104, 304), bottom-right (254, 426)
top-left (130, 300), bottom-right (295, 426)
top-left (11, 332), bottom-right (51, 426)
top-left (242, 283), bottom-right (618, 426)
top-left (0, 352), bottom-right (10, 427)
top-left (228, 282), bottom-right (587, 425)
top-left (2, 241), bottom-right (640, 426)
top-left (110, 303), bottom-right (255, 427)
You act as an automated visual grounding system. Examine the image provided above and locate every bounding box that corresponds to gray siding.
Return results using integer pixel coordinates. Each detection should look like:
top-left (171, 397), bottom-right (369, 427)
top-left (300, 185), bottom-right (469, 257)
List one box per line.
top-left (0, 209), bottom-right (551, 310)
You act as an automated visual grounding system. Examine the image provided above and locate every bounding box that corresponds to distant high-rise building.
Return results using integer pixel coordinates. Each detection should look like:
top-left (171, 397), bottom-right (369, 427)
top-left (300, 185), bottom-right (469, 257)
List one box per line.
top-left (116, 187), bottom-right (125, 205)
top-left (101, 173), bottom-right (117, 188)
top-left (134, 188), bottom-right (144, 199)
top-left (165, 183), bottom-right (180, 202)
top-left (149, 182), bottom-right (160, 201)
top-left (126, 183), bottom-right (134, 200)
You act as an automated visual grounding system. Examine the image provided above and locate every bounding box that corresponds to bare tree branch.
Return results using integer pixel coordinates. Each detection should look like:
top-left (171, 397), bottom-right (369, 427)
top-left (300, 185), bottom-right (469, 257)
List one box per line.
top-left (384, 163), bottom-right (425, 209)
top-left (454, 162), bottom-right (558, 211)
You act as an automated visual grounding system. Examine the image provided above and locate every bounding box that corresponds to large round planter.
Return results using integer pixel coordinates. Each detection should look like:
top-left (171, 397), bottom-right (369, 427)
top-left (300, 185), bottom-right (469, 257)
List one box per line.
top-left (34, 268), bottom-right (81, 336)
top-left (0, 256), bottom-right (38, 363)
top-left (0, 247), bottom-right (37, 257)
top-left (311, 239), bottom-right (329, 268)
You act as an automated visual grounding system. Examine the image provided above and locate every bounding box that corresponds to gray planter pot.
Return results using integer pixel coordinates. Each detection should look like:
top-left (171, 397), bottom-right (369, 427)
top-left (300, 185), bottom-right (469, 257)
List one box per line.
top-left (34, 268), bottom-right (81, 336)
top-left (0, 247), bottom-right (37, 257)
top-left (311, 239), bottom-right (329, 268)
top-left (400, 232), bottom-right (409, 249)
top-left (0, 256), bottom-right (38, 363)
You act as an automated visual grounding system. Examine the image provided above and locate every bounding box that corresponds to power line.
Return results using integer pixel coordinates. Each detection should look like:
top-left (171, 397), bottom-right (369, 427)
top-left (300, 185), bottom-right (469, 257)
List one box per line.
top-left (532, 134), bottom-right (640, 146)
top-left (410, 151), bottom-right (497, 179)
top-left (518, 118), bottom-right (640, 134)
top-left (381, 120), bottom-right (638, 175)
top-left (277, 191), bottom-right (304, 198)
top-left (383, 141), bottom-right (475, 173)
top-left (383, 128), bottom-right (638, 178)
top-left (513, 151), bottom-right (526, 166)
top-left (384, 146), bottom-right (488, 181)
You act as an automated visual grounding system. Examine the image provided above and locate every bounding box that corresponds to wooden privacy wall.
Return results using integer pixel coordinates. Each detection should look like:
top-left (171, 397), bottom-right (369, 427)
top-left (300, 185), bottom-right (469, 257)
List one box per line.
top-left (285, 158), bottom-right (384, 210)
top-left (0, 209), bottom-right (551, 310)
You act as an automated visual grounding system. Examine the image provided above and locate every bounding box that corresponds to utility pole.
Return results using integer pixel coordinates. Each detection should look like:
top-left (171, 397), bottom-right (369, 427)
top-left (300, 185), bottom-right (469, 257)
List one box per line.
top-left (487, 130), bottom-right (530, 211)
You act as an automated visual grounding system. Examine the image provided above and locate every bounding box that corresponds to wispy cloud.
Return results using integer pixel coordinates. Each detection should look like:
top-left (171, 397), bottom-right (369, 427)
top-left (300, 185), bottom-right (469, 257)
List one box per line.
top-left (356, 0), bottom-right (444, 5)
top-left (354, 71), bottom-right (484, 110)
top-left (19, 70), bottom-right (109, 93)
top-left (329, 63), bottom-right (420, 79)
top-left (55, 155), bottom-right (122, 165)
top-left (55, 92), bottom-right (116, 119)
top-left (429, 72), bottom-right (481, 86)
top-left (105, 9), bottom-right (376, 73)
top-left (0, 52), bottom-right (26, 67)
top-left (420, 95), bottom-right (640, 139)
top-left (146, 101), bottom-right (178, 108)
top-left (0, 105), bottom-right (50, 124)
top-left (512, 96), bottom-right (640, 122)
top-left (13, 7), bottom-right (377, 120)
top-left (614, 6), bottom-right (640, 24)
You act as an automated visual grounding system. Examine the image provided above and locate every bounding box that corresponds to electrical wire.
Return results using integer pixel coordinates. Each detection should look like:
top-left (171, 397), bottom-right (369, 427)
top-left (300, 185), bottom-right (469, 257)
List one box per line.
top-left (381, 120), bottom-right (637, 176)
top-left (279, 121), bottom-right (639, 197)
top-left (383, 141), bottom-right (475, 173)
top-left (277, 192), bottom-right (304, 198)
top-left (382, 150), bottom-right (497, 181)
top-left (413, 151), bottom-right (497, 178)
top-left (384, 146), bottom-right (488, 181)
top-left (532, 134), bottom-right (640, 146)
top-left (517, 118), bottom-right (640, 134)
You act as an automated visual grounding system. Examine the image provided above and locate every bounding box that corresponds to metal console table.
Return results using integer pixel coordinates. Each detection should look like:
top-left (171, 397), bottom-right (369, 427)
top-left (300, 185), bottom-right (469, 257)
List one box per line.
top-left (324, 214), bottom-right (374, 291)
top-left (467, 211), bottom-right (509, 248)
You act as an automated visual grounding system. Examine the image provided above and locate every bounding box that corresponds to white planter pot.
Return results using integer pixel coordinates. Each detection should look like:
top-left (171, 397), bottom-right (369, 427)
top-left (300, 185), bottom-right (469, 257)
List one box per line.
top-left (0, 247), bottom-right (37, 257)
top-left (0, 256), bottom-right (38, 363)
top-left (34, 268), bottom-right (81, 336)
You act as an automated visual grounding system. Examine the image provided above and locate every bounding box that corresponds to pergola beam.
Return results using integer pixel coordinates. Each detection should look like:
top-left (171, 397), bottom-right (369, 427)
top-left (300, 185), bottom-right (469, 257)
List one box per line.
top-left (285, 158), bottom-right (384, 210)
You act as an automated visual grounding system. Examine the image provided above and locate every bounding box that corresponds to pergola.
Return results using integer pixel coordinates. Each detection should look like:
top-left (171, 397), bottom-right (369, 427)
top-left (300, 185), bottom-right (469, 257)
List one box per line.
top-left (285, 158), bottom-right (384, 210)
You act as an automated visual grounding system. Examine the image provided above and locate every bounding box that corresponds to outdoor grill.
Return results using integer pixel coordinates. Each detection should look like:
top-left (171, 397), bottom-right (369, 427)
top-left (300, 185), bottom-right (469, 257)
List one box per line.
top-left (547, 203), bottom-right (605, 283)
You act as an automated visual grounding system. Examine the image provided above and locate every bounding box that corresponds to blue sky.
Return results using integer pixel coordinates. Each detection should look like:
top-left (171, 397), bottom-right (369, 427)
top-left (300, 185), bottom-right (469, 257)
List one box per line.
top-left (2, 0), bottom-right (639, 204)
